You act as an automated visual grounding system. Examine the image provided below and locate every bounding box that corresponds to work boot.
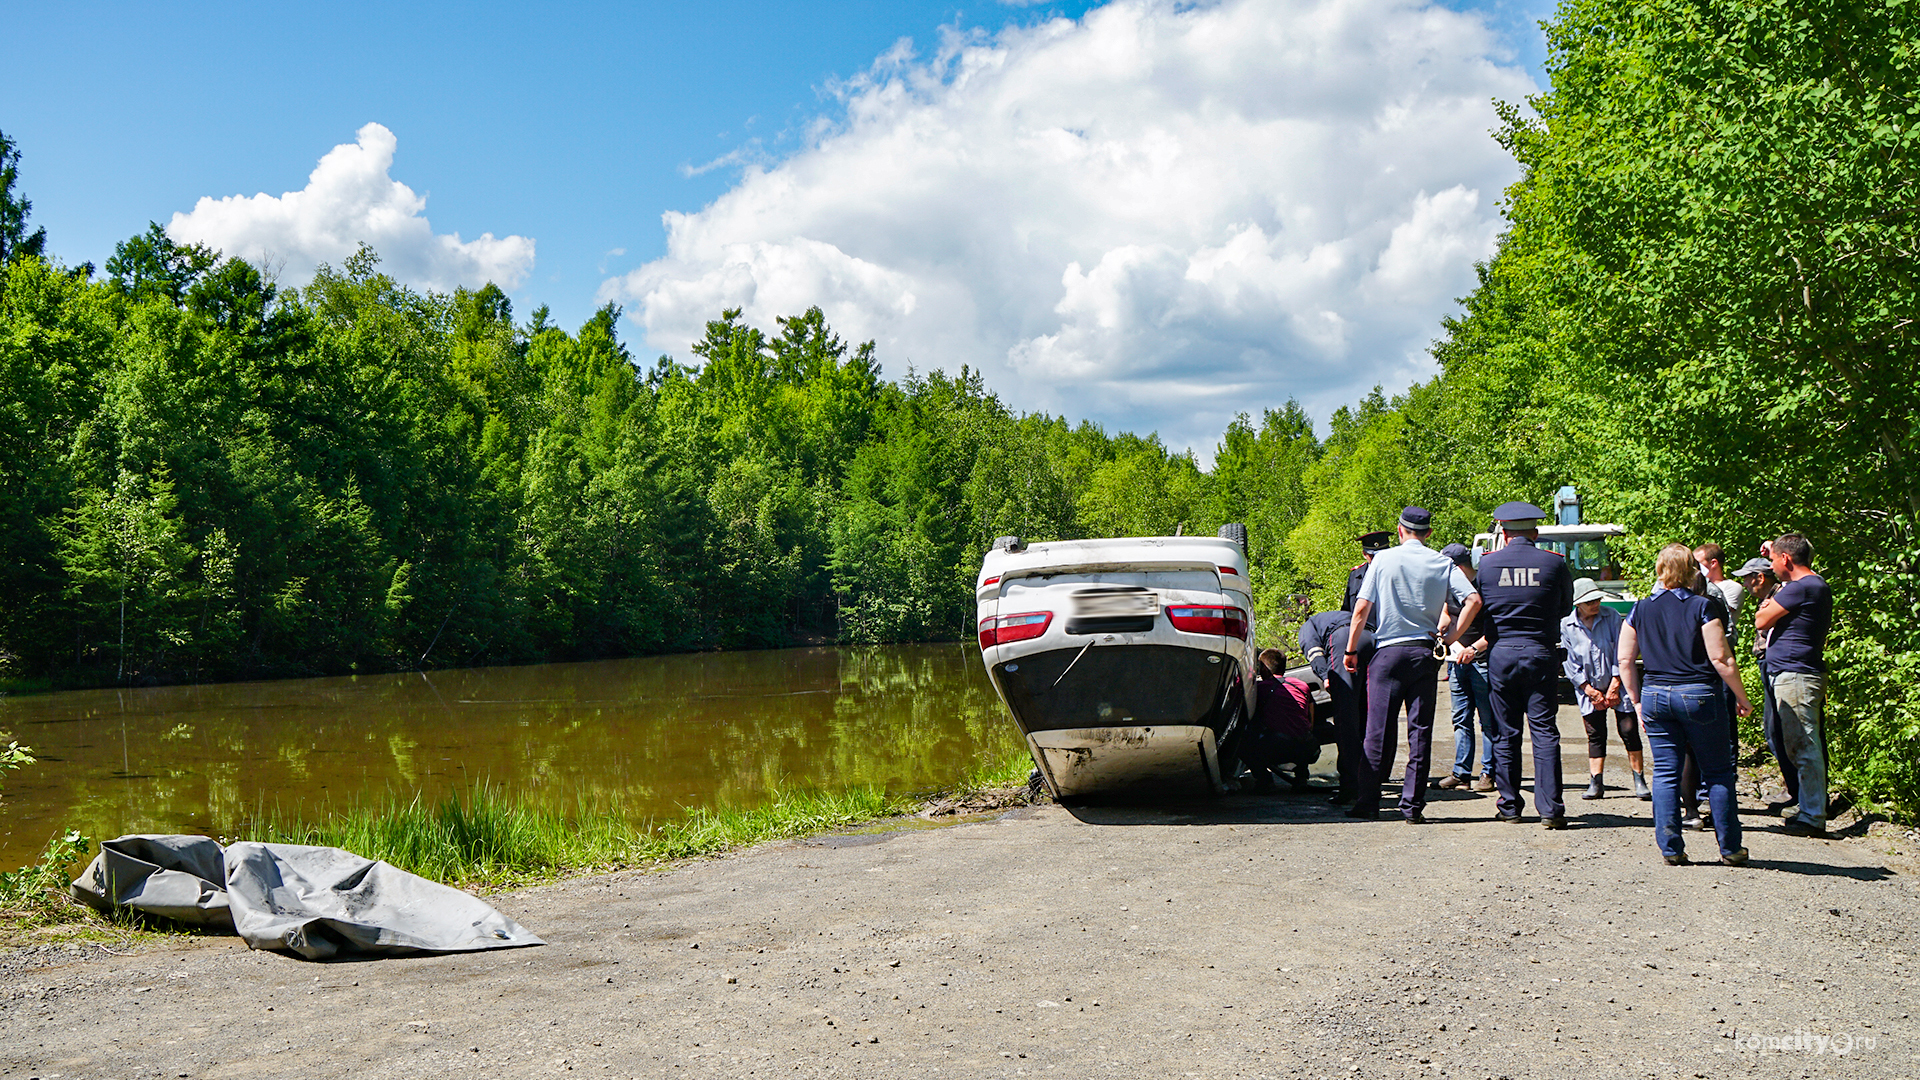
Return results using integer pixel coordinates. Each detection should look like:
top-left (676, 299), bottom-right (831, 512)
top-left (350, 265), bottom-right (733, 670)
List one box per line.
top-left (1436, 774), bottom-right (1467, 790)
top-left (1472, 773), bottom-right (1495, 792)
top-left (1632, 771), bottom-right (1651, 800)
top-left (1580, 775), bottom-right (1604, 800)
top-left (1781, 817), bottom-right (1828, 838)
top-left (1540, 815), bottom-right (1569, 830)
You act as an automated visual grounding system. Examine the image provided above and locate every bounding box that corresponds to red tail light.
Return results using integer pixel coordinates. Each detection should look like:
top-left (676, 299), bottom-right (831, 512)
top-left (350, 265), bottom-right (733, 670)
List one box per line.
top-left (1166, 605), bottom-right (1249, 638)
top-left (1217, 565), bottom-right (1239, 576)
top-left (977, 611), bottom-right (1052, 650)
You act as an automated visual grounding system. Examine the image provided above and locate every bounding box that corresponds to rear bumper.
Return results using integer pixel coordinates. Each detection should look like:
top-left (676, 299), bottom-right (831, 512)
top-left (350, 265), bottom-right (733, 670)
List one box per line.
top-left (1027, 725), bottom-right (1223, 799)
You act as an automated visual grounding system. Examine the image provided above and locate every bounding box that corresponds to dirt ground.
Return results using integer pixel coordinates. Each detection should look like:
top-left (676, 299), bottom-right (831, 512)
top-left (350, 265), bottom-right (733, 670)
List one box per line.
top-left (4, 693), bottom-right (1917, 1080)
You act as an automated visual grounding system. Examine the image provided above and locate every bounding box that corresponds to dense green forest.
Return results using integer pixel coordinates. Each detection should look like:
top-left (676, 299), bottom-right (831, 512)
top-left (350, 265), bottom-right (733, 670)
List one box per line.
top-left (2, 0), bottom-right (1917, 816)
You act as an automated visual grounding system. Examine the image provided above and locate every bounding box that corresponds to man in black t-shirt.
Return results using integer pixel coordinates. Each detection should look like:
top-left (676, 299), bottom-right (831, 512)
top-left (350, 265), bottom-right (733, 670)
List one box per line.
top-left (1754, 532), bottom-right (1832, 836)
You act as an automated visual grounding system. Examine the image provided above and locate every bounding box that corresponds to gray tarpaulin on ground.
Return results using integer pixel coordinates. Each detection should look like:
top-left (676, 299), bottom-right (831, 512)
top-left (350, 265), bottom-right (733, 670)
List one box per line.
top-left (71, 834), bottom-right (544, 960)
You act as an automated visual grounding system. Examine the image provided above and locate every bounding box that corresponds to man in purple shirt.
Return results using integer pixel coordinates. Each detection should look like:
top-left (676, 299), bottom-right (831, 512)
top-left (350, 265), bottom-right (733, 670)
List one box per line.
top-left (1754, 533), bottom-right (1832, 836)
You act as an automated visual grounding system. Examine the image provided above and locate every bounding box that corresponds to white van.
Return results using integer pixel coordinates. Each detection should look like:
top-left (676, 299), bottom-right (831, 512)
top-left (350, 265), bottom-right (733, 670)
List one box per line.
top-left (974, 529), bottom-right (1257, 800)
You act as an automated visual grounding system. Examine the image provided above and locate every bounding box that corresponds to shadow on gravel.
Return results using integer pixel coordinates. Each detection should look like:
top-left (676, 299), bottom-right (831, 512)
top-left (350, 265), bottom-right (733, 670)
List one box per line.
top-left (1565, 811), bottom-right (1648, 830)
top-left (1058, 792), bottom-right (1377, 827)
top-left (1745, 859), bottom-right (1894, 881)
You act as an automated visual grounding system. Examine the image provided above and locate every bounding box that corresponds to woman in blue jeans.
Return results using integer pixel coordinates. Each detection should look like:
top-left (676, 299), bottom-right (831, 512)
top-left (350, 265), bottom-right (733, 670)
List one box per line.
top-left (1618, 544), bottom-right (1754, 866)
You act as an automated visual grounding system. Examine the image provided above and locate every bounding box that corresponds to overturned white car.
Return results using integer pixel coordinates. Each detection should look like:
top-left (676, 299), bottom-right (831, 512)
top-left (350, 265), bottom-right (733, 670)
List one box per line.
top-left (974, 528), bottom-right (1257, 800)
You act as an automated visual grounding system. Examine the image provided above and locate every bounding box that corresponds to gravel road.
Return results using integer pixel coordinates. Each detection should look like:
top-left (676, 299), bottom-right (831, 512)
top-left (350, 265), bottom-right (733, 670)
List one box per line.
top-left (4, 696), bottom-right (1916, 1080)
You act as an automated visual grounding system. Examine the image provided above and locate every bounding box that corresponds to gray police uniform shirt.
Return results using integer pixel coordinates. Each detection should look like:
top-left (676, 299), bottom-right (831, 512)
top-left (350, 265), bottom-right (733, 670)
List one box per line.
top-left (1355, 539), bottom-right (1474, 648)
top-left (1474, 536), bottom-right (1575, 647)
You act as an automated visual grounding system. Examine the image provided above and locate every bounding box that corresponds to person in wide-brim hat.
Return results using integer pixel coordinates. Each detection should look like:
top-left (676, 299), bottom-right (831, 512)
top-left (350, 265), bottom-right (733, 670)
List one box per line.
top-left (1563, 576), bottom-right (1645, 801)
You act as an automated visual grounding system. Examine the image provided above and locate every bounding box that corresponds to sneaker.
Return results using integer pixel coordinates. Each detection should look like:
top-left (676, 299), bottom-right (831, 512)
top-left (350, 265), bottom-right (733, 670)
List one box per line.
top-left (1472, 773), bottom-right (1496, 792)
top-left (1720, 848), bottom-right (1749, 866)
top-left (1632, 772), bottom-right (1651, 800)
top-left (1580, 776), bottom-right (1604, 800)
top-left (1664, 852), bottom-right (1690, 866)
top-left (1437, 774), bottom-right (1468, 790)
top-left (1781, 817), bottom-right (1828, 838)
top-left (1540, 815), bottom-right (1569, 830)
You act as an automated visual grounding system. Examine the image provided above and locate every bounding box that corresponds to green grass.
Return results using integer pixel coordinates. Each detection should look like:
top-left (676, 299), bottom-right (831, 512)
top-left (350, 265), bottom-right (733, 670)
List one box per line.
top-left (240, 756), bottom-right (1033, 889)
top-left (956, 749), bottom-right (1036, 792)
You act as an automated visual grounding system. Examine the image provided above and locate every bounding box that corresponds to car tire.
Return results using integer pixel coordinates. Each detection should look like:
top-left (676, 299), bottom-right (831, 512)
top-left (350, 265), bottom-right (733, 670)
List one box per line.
top-left (1214, 682), bottom-right (1247, 793)
top-left (1217, 523), bottom-right (1249, 551)
top-left (1025, 768), bottom-right (1050, 803)
top-left (991, 535), bottom-right (1024, 553)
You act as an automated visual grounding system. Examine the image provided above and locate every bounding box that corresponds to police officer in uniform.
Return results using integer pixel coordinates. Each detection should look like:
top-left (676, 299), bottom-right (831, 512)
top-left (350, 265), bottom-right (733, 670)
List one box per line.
top-left (1342, 532), bottom-right (1393, 617)
top-left (1300, 608), bottom-right (1373, 805)
top-left (1468, 502), bottom-right (1577, 827)
top-left (1343, 508), bottom-right (1480, 823)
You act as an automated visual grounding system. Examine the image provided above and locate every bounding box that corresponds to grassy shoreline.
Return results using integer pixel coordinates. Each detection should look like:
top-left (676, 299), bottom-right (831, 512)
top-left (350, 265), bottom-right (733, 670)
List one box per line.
top-left (0, 753), bottom-right (1036, 948)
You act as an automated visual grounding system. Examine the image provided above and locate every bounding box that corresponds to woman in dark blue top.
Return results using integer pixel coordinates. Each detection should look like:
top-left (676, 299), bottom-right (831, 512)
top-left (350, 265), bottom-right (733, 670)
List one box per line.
top-left (1619, 544), bottom-right (1754, 866)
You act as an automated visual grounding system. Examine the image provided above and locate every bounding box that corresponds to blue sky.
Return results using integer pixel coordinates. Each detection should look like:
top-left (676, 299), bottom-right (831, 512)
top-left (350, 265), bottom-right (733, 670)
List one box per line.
top-left (4, 0), bottom-right (1555, 450)
top-left (7, 1), bottom-right (1106, 307)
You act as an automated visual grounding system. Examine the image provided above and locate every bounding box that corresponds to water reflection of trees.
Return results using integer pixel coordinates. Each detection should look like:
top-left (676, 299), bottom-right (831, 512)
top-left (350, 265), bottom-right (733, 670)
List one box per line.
top-left (0, 645), bottom-right (1024, 865)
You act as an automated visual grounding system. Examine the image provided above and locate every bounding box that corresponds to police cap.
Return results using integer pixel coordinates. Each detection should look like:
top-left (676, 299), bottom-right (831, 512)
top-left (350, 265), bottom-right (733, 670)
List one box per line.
top-left (1492, 501), bottom-right (1548, 527)
top-left (1439, 542), bottom-right (1472, 567)
top-left (1354, 530), bottom-right (1392, 552)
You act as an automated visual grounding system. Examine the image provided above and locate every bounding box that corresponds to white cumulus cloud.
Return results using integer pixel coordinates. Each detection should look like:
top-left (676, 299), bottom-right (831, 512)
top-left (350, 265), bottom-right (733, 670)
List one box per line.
top-left (170, 123), bottom-right (535, 293)
top-left (603, 0), bottom-right (1534, 450)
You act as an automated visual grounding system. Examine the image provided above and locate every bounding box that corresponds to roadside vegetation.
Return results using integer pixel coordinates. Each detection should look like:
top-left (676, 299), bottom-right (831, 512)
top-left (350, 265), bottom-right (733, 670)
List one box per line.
top-left (0, 0), bottom-right (1913, 828)
top-left (241, 782), bottom-right (921, 890)
top-left (0, 754), bottom-right (1036, 946)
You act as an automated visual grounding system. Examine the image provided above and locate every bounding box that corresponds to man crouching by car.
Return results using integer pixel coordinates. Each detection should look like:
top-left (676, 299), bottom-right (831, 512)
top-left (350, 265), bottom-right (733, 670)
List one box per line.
top-left (1242, 648), bottom-right (1320, 792)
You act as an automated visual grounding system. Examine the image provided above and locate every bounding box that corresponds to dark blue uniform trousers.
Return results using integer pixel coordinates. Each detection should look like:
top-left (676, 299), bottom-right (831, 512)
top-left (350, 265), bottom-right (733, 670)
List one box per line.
top-left (1356, 643), bottom-right (1439, 818)
top-left (1329, 660), bottom-right (1368, 800)
top-left (1488, 641), bottom-right (1564, 819)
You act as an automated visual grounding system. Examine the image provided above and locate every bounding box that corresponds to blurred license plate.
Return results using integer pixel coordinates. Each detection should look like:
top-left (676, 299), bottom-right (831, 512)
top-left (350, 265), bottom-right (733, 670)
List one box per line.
top-left (1074, 592), bottom-right (1159, 617)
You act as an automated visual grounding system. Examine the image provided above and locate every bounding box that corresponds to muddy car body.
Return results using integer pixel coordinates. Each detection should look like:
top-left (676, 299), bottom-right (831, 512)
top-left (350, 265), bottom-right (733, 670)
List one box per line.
top-left (975, 533), bottom-right (1256, 800)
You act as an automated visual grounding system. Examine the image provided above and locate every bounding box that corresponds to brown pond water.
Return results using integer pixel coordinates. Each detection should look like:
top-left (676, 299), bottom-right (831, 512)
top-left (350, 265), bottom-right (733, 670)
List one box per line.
top-left (0, 644), bottom-right (1022, 869)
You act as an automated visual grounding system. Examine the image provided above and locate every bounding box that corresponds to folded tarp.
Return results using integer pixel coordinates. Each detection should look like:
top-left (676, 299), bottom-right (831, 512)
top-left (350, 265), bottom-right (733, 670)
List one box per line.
top-left (72, 834), bottom-right (544, 960)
